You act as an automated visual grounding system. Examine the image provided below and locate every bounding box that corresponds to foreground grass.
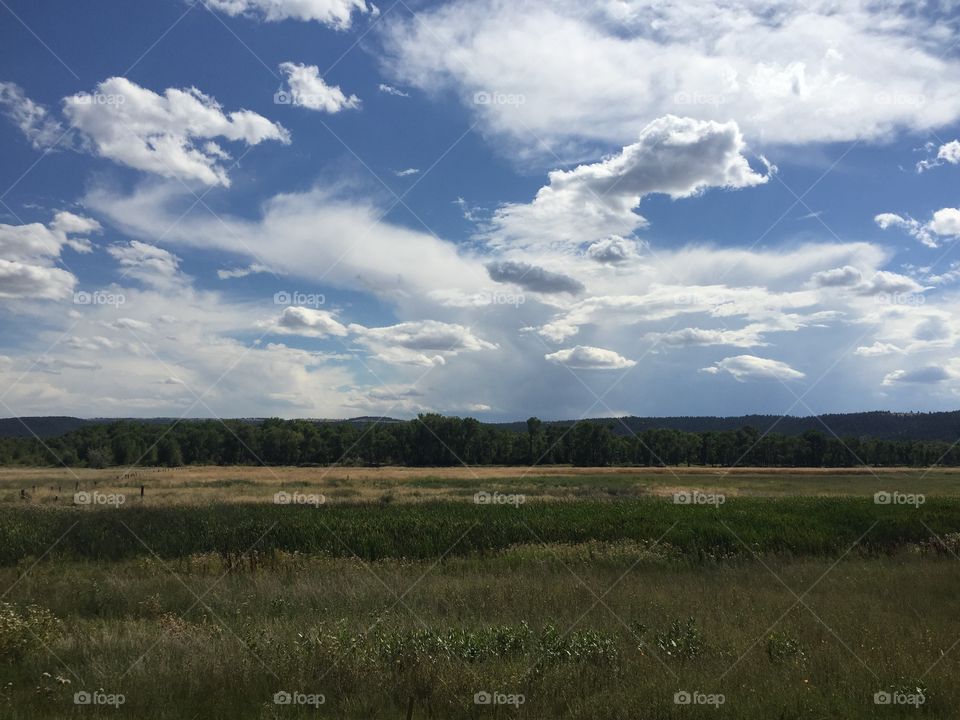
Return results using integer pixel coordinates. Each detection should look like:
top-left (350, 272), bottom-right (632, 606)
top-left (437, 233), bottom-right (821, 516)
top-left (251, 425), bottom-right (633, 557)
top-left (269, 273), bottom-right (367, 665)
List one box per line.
top-left (2, 495), bottom-right (958, 717)
top-left (0, 549), bottom-right (956, 719)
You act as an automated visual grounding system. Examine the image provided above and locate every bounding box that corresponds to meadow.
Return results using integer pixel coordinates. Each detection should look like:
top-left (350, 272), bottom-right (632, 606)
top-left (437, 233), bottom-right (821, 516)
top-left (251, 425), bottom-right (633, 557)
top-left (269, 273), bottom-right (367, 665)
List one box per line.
top-left (0, 466), bottom-right (958, 718)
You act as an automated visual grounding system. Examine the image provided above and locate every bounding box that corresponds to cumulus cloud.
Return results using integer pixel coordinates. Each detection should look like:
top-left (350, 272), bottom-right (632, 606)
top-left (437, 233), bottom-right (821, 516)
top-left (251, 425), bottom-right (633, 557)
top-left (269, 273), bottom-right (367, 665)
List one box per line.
top-left (585, 236), bottom-right (642, 265)
top-left (544, 345), bottom-right (636, 370)
top-left (811, 265), bottom-right (861, 288)
top-left (701, 355), bottom-right (805, 382)
top-left (652, 325), bottom-right (769, 348)
top-left (379, 0), bottom-right (960, 154)
top-left (0, 212), bottom-right (99, 300)
top-left (63, 77), bottom-right (289, 186)
top-left (203, 0), bottom-right (373, 29)
top-left (0, 81), bottom-right (70, 150)
top-left (270, 306), bottom-right (349, 338)
top-left (349, 320), bottom-right (497, 367)
top-left (882, 366), bottom-right (954, 385)
top-left (278, 62), bottom-right (360, 113)
top-left (486, 116), bottom-right (767, 249)
top-left (485, 260), bottom-right (584, 294)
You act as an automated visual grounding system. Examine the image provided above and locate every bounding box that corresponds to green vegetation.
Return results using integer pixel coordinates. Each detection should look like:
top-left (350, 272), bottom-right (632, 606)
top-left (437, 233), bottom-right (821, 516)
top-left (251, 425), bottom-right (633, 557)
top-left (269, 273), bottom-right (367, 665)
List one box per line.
top-left (4, 415), bottom-right (960, 468)
top-left (1, 497), bottom-right (960, 565)
top-left (3, 480), bottom-right (958, 717)
top-left (1, 543), bottom-right (957, 718)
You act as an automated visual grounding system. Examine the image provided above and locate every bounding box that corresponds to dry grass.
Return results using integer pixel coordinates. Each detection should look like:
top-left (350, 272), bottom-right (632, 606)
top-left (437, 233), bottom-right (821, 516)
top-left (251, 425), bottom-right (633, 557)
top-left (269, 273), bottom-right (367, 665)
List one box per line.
top-left (1, 464), bottom-right (957, 506)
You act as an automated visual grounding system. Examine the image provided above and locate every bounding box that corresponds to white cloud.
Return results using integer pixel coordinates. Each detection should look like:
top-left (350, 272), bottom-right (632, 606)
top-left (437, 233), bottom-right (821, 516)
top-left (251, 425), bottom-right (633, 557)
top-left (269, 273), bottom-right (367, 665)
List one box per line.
top-left (349, 320), bottom-right (498, 367)
top-left (855, 342), bottom-right (904, 357)
top-left (544, 345), bottom-right (636, 370)
top-left (0, 212), bottom-right (99, 300)
top-left (918, 140), bottom-right (960, 172)
top-left (107, 240), bottom-right (184, 289)
top-left (652, 325), bottom-right (769, 348)
top-left (64, 77), bottom-right (289, 186)
top-left (87, 182), bottom-right (490, 302)
top-left (393, 168), bottom-right (419, 177)
top-left (930, 208), bottom-right (960, 238)
top-left (811, 265), bottom-right (861, 288)
top-left (701, 355), bottom-right (805, 382)
top-left (379, 0), bottom-right (960, 155)
top-left (278, 62), bottom-right (360, 113)
top-left (203, 0), bottom-right (373, 29)
top-left (876, 209), bottom-right (960, 248)
top-left (486, 116), bottom-right (767, 250)
top-left (585, 236), bottom-right (642, 265)
top-left (378, 83), bottom-right (409, 97)
top-left (270, 306), bottom-right (349, 338)
top-left (217, 263), bottom-right (274, 279)
top-left (0, 81), bottom-right (69, 150)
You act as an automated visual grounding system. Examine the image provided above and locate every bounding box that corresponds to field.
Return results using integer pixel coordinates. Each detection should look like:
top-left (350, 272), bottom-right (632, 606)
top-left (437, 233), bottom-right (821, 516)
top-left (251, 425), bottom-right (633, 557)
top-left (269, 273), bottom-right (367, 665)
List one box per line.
top-left (0, 467), bottom-right (958, 718)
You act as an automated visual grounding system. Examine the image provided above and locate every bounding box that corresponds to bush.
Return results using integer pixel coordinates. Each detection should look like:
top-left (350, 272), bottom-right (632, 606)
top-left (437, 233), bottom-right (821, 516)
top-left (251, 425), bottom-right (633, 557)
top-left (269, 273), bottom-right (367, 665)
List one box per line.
top-left (0, 602), bottom-right (63, 662)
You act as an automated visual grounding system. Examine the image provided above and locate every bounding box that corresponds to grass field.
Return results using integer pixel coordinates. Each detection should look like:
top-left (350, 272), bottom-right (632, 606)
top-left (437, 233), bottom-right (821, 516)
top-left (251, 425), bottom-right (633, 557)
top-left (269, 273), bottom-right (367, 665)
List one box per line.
top-left (1, 464), bottom-right (957, 505)
top-left (1, 467), bottom-right (958, 718)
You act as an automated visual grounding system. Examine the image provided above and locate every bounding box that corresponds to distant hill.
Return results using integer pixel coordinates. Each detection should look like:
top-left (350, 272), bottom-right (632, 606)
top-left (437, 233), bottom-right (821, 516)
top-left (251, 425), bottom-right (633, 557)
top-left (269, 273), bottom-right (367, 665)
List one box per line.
top-left (495, 411), bottom-right (960, 441)
top-left (0, 416), bottom-right (96, 438)
top-left (0, 415), bottom-right (404, 439)
top-left (2, 411), bottom-right (959, 442)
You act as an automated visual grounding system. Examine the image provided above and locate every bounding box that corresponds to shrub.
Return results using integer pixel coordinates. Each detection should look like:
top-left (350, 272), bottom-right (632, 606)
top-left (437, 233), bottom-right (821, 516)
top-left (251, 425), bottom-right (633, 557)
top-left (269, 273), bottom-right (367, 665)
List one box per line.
top-left (0, 602), bottom-right (63, 662)
top-left (766, 632), bottom-right (806, 667)
top-left (654, 617), bottom-right (704, 661)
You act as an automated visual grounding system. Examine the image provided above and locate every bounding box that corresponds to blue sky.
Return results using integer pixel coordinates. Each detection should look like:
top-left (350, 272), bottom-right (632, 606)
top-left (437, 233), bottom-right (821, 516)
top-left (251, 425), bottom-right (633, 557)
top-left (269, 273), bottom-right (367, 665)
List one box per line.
top-left (1, 0), bottom-right (959, 420)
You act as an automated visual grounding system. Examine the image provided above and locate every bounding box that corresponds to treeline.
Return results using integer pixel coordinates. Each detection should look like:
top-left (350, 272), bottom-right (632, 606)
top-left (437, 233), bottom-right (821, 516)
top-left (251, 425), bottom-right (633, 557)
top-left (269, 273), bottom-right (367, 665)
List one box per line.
top-left (1, 416), bottom-right (959, 468)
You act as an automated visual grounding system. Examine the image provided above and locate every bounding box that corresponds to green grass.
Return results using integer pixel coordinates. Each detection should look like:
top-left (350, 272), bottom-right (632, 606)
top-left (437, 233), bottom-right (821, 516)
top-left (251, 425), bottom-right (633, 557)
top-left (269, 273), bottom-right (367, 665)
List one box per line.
top-left (2, 495), bottom-right (959, 718)
top-left (0, 550), bottom-right (956, 718)
top-left (1, 497), bottom-right (959, 565)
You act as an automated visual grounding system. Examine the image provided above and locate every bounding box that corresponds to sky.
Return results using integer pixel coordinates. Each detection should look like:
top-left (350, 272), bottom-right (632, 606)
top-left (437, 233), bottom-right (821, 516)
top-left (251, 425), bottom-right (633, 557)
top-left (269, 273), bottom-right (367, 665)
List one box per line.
top-left (0, 0), bottom-right (959, 422)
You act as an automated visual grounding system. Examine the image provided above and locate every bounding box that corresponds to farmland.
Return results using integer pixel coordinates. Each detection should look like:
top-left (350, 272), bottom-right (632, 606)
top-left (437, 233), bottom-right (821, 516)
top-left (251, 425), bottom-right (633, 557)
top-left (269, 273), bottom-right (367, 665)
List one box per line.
top-left (0, 467), bottom-right (958, 718)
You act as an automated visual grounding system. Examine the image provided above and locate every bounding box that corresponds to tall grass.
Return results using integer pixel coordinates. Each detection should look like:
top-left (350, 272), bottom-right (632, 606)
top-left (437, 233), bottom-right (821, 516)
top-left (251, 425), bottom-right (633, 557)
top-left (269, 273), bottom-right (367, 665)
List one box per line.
top-left (1, 497), bottom-right (959, 564)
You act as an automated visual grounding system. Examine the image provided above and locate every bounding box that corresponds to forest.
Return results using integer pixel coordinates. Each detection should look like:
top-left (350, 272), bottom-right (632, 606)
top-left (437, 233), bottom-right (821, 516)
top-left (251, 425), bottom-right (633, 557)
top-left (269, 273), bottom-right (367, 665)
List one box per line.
top-left (2, 415), bottom-right (959, 468)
